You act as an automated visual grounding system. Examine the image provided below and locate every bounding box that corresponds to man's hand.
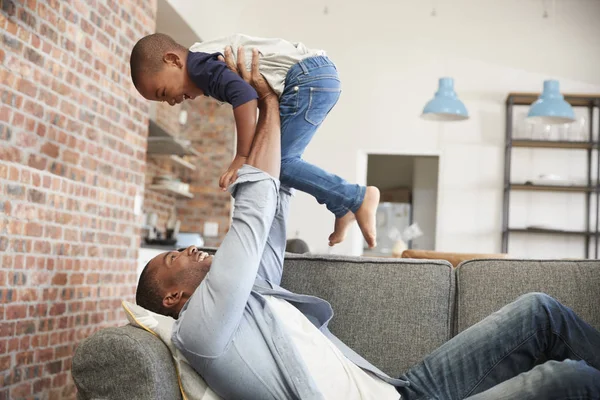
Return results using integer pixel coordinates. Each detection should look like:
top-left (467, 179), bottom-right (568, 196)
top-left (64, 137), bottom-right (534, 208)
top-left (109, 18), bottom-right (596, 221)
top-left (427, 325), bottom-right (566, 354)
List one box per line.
top-left (219, 46), bottom-right (276, 100)
top-left (219, 154), bottom-right (247, 190)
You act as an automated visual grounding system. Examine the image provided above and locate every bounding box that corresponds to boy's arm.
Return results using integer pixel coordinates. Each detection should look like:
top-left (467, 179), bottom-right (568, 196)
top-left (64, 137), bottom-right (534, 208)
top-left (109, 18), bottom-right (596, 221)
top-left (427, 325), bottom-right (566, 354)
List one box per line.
top-left (187, 52), bottom-right (259, 188)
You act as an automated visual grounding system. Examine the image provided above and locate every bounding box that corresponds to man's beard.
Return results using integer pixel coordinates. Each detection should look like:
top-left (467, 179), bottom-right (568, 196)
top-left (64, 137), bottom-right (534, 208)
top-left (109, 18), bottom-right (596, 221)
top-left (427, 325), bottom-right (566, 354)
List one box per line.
top-left (173, 263), bottom-right (209, 290)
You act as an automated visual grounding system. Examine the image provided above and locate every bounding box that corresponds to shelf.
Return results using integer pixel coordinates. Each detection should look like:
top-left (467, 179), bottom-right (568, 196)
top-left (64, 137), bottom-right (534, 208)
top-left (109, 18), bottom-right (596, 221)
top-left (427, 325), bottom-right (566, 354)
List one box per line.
top-left (169, 155), bottom-right (196, 170)
top-left (507, 228), bottom-right (596, 237)
top-left (150, 155), bottom-right (197, 171)
top-left (511, 140), bottom-right (596, 150)
top-left (509, 183), bottom-right (593, 193)
top-left (147, 120), bottom-right (200, 157)
top-left (506, 93), bottom-right (600, 107)
top-left (148, 184), bottom-right (194, 199)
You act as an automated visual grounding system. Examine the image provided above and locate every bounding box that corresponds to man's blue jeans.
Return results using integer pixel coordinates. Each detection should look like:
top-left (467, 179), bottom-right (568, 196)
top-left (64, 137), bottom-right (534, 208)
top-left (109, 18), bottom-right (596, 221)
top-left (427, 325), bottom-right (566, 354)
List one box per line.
top-left (398, 293), bottom-right (600, 399)
top-left (279, 56), bottom-right (365, 218)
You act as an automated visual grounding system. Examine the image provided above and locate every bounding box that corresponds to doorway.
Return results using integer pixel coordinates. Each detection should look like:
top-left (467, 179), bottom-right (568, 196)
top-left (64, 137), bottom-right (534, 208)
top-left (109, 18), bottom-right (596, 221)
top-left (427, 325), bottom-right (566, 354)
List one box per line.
top-left (364, 154), bottom-right (440, 256)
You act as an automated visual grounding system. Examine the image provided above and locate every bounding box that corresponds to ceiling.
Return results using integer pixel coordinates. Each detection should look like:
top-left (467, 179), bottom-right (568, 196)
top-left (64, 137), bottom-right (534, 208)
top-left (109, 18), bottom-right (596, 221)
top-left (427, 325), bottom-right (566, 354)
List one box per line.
top-left (155, 0), bottom-right (201, 47)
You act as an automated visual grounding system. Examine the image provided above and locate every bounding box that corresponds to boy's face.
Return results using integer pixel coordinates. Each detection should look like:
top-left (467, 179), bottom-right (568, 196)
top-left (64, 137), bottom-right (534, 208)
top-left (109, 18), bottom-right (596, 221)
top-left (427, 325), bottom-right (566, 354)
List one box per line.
top-left (136, 52), bottom-right (202, 106)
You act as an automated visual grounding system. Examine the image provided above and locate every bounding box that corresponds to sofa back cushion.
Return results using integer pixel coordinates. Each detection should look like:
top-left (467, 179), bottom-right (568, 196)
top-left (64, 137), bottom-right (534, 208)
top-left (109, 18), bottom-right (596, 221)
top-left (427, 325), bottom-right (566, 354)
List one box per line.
top-left (456, 259), bottom-right (600, 335)
top-left (281, 254), bottom-right (455, 377)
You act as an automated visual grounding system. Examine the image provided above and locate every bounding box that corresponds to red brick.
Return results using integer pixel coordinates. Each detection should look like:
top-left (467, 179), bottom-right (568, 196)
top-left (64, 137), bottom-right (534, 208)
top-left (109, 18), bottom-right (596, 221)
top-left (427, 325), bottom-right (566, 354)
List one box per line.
top-left (17, 288), bottom-right (39, 302)
top-left (62, 149), bottom-right (79, 165)
top-left (51, 273), bottom-right (67, 286)
top-left (27, 188), bottom-right (45, 203)
top-left (33, 377), bottom-right (52, 393)
top-left (49, 303), bottom-right (65, 316)
top-left (5, 304), bottom-right (27, 320)
top-left (9, 272), bottom-right (27, 286)
top-left (10, 382), bottom-right (31, 398)
top-left (46, 360), bottom-right (61, 375)
top-left (25, 222), bottom-right (43, 237)
top-left (15, 320), bottom-right (36, 335)
top-left (41, 141), bottom-right (59, 158)
top-left (36, 348), bottom-right (54, 363)
top-left (17, 79), bottom-right (37, 98)
top-left (7, 337), bottom-right (18, 352)
top-left (0, 355), bottom-right (10, 371)
top-left (16, 350), bottom-right (35, 366)
top-left (28, 154), bottom-right (47, 170)
top-left (28, 303), bottom-right (47, 318)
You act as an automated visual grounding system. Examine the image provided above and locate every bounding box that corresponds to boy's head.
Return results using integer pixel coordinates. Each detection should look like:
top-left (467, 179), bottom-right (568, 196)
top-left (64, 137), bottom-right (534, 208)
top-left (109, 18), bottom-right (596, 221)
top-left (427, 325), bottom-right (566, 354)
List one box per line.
top-left (130, 33), bottom-right (201, 105)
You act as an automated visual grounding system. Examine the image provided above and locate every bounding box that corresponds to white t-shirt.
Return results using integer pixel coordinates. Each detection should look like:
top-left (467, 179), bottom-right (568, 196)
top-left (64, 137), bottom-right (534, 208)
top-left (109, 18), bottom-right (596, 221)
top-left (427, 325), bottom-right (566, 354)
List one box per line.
top-left (265, 296), bottom-right (401, 400)
top-left (189, 34), bottom-right (326, 96)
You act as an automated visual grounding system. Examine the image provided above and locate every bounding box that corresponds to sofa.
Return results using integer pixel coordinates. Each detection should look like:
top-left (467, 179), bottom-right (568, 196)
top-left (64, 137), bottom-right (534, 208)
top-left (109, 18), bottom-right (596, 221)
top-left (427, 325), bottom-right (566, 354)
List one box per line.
top-left (72, 253), bottom-right (600, 399)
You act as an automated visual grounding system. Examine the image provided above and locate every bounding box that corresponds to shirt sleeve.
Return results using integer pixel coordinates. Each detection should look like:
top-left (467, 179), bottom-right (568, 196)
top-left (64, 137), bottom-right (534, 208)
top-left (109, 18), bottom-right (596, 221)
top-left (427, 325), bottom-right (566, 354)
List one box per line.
top-left (186, 51), bottom-right (258, 108)
top-left (172, 166), bottom-right (280, 358)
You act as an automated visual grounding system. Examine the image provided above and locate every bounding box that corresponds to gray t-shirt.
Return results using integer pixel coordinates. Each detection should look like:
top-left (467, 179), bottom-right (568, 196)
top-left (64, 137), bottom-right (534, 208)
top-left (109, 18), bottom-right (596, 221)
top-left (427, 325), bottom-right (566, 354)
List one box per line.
top-left (189, 34), bottom-right (325, 96)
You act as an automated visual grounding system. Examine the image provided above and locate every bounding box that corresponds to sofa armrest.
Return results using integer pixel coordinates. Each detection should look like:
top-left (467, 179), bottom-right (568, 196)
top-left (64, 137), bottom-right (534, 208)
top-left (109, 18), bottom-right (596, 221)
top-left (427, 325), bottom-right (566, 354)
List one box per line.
top-left (72, 325), bottom-right (182, 400)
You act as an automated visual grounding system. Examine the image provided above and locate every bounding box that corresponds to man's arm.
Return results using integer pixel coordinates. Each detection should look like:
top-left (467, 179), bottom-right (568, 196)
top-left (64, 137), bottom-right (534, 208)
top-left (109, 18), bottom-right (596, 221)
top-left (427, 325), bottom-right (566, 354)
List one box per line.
top-left (173, 50), bottom-right (280, 357)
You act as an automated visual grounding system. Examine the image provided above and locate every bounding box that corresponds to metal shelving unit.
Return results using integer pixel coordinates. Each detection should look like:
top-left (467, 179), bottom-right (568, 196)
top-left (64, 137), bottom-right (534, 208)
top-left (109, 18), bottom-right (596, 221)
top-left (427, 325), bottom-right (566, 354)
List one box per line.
top-left (502, 93), bottom-right (600, 258)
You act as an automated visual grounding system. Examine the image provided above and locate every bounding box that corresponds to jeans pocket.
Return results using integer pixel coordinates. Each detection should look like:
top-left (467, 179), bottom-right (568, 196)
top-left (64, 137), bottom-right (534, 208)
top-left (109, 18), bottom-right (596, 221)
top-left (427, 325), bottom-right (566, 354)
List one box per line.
top-left (279, 86), bottom-right (299, 117)
top-left (305, 87), bottom-right (341, 126)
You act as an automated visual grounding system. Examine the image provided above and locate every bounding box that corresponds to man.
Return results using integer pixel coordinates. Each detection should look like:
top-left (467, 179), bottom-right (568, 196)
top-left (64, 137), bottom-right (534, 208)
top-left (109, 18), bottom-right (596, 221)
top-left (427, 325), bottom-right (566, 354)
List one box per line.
top-left (137, 48), bottom-right (600, 400)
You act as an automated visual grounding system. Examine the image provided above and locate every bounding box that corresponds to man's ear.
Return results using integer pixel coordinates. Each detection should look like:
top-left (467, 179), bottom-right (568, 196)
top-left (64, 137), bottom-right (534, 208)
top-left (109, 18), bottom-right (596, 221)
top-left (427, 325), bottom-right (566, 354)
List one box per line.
top-left (163, 52), bottom-right (183, 68)
top-left (163, 289), bottom-right (183, 309)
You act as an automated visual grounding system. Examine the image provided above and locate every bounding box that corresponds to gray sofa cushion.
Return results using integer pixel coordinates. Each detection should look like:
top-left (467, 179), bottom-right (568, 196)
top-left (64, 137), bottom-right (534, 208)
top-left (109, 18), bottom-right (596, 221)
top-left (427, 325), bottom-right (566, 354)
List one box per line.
top-left (281, 254), bottom-right (455, 377)
top-left (72, 325), bottom-right (182, 400)
top-left (456, 259), bottom-right (600, 335)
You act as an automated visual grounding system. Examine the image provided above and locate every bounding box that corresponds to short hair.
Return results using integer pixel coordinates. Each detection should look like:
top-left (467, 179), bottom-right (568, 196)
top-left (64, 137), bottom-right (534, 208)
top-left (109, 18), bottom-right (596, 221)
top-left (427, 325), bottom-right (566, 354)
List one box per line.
top-left (129, 33), bottom-right (186, 90)
top-left (135, 261), bottom-right (172, 317)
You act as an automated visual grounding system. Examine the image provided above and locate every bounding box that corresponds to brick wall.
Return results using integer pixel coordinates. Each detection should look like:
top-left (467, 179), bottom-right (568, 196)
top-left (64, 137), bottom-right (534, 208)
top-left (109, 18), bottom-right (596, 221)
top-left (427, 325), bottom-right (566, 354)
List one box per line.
top-left (144, 100), bottom-right (235, 247)
top-left (0, 0), bottom-right (155, 399)
top-left (179, 97), bottom-right (235, 247)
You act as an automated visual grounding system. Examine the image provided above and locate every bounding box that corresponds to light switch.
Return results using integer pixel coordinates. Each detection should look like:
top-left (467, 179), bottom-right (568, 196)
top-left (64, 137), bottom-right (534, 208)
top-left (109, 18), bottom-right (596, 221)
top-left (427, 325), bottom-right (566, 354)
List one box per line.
top-left (134, 194), bottom-right (143, 216)
top-left (204, 222), bottom-right (219, 237)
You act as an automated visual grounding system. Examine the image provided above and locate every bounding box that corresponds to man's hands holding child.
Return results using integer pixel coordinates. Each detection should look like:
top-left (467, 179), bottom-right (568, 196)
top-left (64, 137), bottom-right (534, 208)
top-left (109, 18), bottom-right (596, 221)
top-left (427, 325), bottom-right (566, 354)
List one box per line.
top-left (218, 46), bottom-right (276, 190)
top-left (219, 46), bottom-right (275, 101)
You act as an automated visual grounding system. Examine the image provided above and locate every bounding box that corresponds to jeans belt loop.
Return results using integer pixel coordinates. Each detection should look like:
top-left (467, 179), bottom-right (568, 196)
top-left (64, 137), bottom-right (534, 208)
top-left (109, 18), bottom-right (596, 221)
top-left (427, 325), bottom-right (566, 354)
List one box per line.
top-left (298, 59), bottom-right (309, 75)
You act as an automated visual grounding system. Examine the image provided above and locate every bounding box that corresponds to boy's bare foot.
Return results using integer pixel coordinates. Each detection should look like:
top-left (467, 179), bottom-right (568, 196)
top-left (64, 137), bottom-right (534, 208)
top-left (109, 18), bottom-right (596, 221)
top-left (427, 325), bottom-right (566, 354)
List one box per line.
top-left (328, 211), bottom-right (355, 247)
top-left (355, 186), bottom-right (380, 248)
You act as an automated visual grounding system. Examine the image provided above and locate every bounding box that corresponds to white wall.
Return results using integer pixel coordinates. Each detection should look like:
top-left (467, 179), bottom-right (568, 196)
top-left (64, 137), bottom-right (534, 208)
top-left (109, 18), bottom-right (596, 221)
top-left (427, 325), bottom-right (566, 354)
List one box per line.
top-left (168, 0), bottom-right (600, 256)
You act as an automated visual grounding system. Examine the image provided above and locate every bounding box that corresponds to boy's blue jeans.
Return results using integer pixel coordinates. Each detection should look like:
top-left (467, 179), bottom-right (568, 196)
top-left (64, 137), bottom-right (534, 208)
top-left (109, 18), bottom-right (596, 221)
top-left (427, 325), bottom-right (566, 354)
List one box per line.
top-left (398, 293), bottom-right (600, 399)
top-left (279, 56), bottom-right (365, 218)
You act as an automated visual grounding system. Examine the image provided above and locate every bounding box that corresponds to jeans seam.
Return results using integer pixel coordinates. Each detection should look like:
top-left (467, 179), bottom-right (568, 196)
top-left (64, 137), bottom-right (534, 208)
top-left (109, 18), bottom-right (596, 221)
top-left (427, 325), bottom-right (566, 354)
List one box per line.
top-left (304, 87), bottom-right (341, 126)
top-left (296, 75), bottom-right (339, 83)
top-left (552, 329), bottom-right (587, 364)
top-left (463, 328), bottom-right (550, 398)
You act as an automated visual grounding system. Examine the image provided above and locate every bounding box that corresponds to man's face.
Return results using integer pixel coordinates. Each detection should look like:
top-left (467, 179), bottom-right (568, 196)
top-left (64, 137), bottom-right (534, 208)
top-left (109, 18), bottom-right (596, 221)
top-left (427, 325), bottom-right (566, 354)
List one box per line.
top-left (147, 246), bottom-right (213, 314)
top-left (136, 52), bottom-right (202, 106)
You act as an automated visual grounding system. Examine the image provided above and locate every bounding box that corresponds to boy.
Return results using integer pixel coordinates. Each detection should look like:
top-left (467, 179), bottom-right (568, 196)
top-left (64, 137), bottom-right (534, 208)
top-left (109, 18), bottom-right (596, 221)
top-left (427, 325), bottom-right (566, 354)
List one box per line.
top-left (130, 33), bottom-right (379, 248)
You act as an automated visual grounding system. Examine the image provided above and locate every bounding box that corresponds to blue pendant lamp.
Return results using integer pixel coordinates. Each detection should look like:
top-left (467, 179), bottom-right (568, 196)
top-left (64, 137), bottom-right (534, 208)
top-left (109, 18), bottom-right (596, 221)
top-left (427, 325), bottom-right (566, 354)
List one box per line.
top-left (421, 77), bottom-right (469, 121)
top-left (527, 80), bottom-right (575, 124)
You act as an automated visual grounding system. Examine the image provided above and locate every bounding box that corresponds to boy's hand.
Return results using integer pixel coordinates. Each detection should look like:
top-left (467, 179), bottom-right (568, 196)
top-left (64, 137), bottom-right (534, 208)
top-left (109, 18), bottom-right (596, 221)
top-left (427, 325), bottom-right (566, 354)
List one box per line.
top-left (219, 154), bottom-right (247, 190)
top-left (219, 46), bottom-right (276, 101)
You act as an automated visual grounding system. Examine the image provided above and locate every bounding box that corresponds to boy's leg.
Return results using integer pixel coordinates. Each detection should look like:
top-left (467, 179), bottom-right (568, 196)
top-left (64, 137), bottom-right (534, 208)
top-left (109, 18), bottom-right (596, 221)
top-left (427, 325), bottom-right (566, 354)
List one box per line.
top-left (397, 293), bottom-right (600, 399)
top-left (280, 57), bottom-right (379, 247)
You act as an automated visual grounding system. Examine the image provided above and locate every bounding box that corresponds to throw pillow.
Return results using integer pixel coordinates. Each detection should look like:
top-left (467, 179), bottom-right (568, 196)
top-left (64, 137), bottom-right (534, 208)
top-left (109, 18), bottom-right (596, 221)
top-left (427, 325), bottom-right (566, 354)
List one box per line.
top-left (122, 301), bottom-right (223, 400)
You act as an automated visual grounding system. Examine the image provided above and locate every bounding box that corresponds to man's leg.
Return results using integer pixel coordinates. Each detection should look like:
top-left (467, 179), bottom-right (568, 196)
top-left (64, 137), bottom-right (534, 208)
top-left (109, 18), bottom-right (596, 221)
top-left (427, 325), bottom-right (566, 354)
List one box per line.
top-left (465, 359), bottom-right (600, 400)
top-left (398, 293), bottom-right (600, 399)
